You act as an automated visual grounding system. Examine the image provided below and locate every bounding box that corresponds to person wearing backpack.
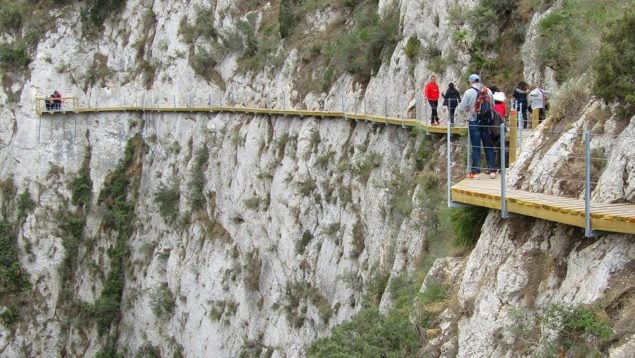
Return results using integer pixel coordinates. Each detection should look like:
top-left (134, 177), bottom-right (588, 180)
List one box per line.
top-left (442, 82), bottom-right (461, 126)
top-left (457, 74), bottom-right (498, 179)
top-left (424, 75), bottom-right (440, 125)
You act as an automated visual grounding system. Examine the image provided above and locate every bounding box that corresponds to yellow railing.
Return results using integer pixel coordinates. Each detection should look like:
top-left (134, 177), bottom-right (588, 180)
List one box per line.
top-left (35, 97), bottom-right (79, 115)
top-left (35, 99), bottom-right (469, 135)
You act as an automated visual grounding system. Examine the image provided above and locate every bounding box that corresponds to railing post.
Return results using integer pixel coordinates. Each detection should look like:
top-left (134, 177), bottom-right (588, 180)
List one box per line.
top-left (509, 105), bottom-right (517, 164)
top-left (384, 96), bottom-right (387, 118)
top-left (584, 130), bottom-right (594, 237)
top-left (447, 116), bottom-right (452, 207)
top-left (466, 122), bottom-right (471, 175)
top-left (500, 122), bottom-right (508, 218)
top-left (518, 103), bottom-right (524, 154)
top-left (173, 94), bottom-right (176, 109)
top-left (340, 91), bottom-right (344, 112)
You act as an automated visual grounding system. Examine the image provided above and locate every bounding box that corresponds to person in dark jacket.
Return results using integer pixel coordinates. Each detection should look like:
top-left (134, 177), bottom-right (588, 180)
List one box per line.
top-left (442, 82), bottom-right (461, 126)
top-left (513, 81), bottom-right (528, 128)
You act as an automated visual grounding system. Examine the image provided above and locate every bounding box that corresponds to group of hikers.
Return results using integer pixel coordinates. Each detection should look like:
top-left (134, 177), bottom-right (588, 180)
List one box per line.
top-left (424, 74), bottom-right (549, 180)
top-left (45, 90), bottom-right (63, 111)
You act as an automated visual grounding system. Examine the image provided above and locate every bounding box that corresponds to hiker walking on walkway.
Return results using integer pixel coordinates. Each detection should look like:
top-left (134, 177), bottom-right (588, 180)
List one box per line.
top-left (457, 74), bottom-right (497, 179)
top-left (424, 75), bottom-right (440, 125)
top-left (442, 82), bottom-right (461, 126)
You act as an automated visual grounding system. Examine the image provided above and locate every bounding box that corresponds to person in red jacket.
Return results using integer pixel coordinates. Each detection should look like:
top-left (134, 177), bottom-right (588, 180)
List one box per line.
top-left (424, 75), bottom-right (440, 125)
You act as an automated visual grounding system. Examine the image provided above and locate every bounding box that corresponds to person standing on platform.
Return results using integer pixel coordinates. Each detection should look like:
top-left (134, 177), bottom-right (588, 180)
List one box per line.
top-left (442, 82), bottom-right (461, 126)
top-left (513, 81), bottom-right (529, 128)
top-left (424, 75), bottom-right (440, 126)
top-left (457, 74), bottom-right (497, 179)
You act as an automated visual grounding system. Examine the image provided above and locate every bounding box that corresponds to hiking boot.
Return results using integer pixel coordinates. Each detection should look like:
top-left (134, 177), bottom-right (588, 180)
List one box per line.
top-left (467, 172), bottom-right (479, 180)
top-left (489, 172), bottom-right (497, 179)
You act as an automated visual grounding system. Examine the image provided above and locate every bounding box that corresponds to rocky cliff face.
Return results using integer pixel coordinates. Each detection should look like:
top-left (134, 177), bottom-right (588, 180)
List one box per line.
top-left (0, 0), bottom-right (633, 357)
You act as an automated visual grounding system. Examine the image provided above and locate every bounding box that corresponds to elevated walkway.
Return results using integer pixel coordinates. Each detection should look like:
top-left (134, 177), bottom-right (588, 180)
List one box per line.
top-left (34, 97), bottom-right (634, 236)
top-left (451, 176), bottom-right (635, 235)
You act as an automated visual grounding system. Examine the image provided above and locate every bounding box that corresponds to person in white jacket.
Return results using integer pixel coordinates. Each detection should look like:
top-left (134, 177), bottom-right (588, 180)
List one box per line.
top-left (528, 85), bottom-right (550, 123)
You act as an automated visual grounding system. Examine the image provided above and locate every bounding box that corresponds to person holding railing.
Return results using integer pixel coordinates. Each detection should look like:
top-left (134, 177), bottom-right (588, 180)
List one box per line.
top-left (442, 82), bottom-right (461, 127)
top-left (52, 90), bottom-right (62, 111)
top-left (458, 74), bottom-right (498, 180)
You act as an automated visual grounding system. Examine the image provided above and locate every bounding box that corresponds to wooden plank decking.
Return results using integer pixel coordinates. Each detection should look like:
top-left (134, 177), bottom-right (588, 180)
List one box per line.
top-left (451, 176), bottom-right (635, 235)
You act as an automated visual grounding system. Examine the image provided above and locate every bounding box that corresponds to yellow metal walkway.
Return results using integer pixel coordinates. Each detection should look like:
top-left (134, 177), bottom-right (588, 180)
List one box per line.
top-left (35, 98), bottom-right (634, 235)
top-left (451, 176), bottom-right (635, 235)
top-left (34, 98), bottom-right (465, 135)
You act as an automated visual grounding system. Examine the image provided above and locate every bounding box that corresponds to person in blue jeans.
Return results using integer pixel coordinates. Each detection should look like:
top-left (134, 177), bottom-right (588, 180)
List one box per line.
top-left (457, 74), bottom-right (497, 179)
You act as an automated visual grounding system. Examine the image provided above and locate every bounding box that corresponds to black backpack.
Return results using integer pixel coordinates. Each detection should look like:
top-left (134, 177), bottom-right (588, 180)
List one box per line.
top-left (473, 87), bottom-right (493, 126)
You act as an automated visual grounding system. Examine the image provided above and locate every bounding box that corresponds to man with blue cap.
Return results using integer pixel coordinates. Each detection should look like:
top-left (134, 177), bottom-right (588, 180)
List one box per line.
top-left (458, 74), bottom-right (497, 179)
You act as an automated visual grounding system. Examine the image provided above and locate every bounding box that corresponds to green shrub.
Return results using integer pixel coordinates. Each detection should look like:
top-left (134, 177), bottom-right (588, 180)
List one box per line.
top-left (543, 304), bottom-right (612, 354)
top-left (324, 4), bottom-right (399, 83)
top-left (0, 1), bottom-right (22, 33)
top-left (243, 250), bottom-right (262, 291)
top-left (0, 220), bottom-right (29, 294)
top-left (449, 206), bottom-right (488, 248)
top-left (307, 308), bottom-right (419, 357)
top-left (189, 146), bottom-right (209, 211)
top-left (95, 334), bottom-right (123, 358)
top-left (352, 152), bottom-right (382, 183)
top-left (404, 36), bottom-right (420, 60)
top-left (81, 0), bottom-right (127, 36)
top-left (0, 41), bottom-right (30, 70)
top-left (0, 306), bottom-right (19, 325)
top-left (592, 3), bottom-right (635, 116)
top-left (350, 221), bottom-right (365, 258)
top-left (16, 190), bottom-right (35, 221)
top-left (71, 151), bottom-right (93, 207)
top-left (154, 185), bottom-right (180, 221)
top-left (279, 0), bottom-right (295, 38)
top-left (538, 0), bottom-right (631, 84)
top-left (150, 285), bottom-right (175, 319)
top-left (295, 230), bottom-right (314, 255)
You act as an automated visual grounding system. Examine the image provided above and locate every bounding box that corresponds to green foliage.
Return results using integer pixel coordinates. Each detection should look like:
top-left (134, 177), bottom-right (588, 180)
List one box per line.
top-left (243, 250), bottom-right (262, 291)
top-left (539, 0), bottom-right (631, 84)
top-left (81, 0), bottom-right (127, 37)
top-left (0, 220), bottom-right (30, 294)
top-left (0, 306), bottom-right (19, 325)
top-left (448, 206), bottom-right (488, 247)
top-left (0, 41), bottom-right (30, 70)
top-left (352, 152), bottom-right (382, 183)
top-left (189, 146), bottom-right (209, 211)
top-left (71, 150), bottom-right (93, 207)
top-left (16, 190), bottom-right (35, 222)
top-left (95, 335), bottom-right (124, 358)
top-left (91, 137), bottom-right (144, 336)
top-left (324, 3), bottom-right (399, 83)
top-left (404, 36), bottom-right (420, 60)
top-left (295, 230), bottom-right (314, 255)
top-left (150, 285), bottom-right (175, 319)
top-left (154, 185), bottom-right (180, 221)
top-left (592, 2), bottom-right (635, 116)
top-left (307, 308), bottom-right (419, 357)
top-left (178, 6), bottom-right (217, 45)
top-left (279, 0), bottom-right (295, 39)
top-left (135, 343), bottom-right (161, 358)
top-left (543, 304), bottom-right (613, 353)
top-left (0, 0), bottom-right (22, 33)
top-left (350, 221), bottom-right (365, 258)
